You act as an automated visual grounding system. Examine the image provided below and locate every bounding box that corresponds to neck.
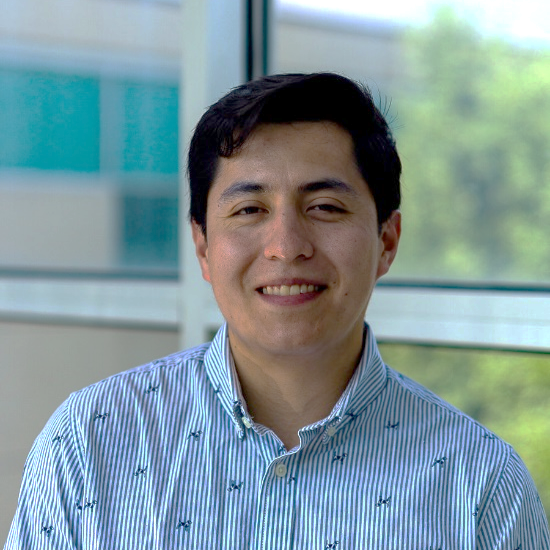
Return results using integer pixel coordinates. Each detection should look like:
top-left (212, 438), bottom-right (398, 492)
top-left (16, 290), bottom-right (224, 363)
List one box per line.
top-left (229, 327), bottom-right (365, 449)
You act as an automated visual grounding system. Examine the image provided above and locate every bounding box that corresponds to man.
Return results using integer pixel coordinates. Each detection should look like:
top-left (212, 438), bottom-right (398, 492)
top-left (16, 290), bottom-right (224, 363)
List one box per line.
top-left (6, 73), bottom-right (549, 548)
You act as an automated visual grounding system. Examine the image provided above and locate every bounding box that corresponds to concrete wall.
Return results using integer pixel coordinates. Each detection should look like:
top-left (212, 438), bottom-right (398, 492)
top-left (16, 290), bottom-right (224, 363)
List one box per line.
top-left (273, 8), bottom-right (405, 95)
top-left (0, 0), bottom-right (181, 61)
top-left (0, 176), bottom-right (118, 270)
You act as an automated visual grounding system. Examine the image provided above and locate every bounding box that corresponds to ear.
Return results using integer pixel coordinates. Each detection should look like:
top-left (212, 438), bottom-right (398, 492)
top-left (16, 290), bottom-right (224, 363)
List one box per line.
top-left (191, 221), bottom-right (211, 283)
top-left (376, 210), bottom-right (401, 279)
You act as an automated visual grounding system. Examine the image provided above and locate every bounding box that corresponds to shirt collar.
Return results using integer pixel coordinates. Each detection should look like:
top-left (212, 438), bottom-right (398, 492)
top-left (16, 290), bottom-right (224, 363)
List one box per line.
top-left (326, 323), bottom-right (388, 424)
top-left (203, 322), bottom-right (387, 438)
top-left (203, 324), bottom-right (250, 437)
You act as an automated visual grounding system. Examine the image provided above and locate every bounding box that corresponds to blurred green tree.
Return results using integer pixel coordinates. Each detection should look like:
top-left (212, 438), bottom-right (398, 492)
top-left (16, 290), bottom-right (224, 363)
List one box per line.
top-left (392, 6), bottom-right (550, 282)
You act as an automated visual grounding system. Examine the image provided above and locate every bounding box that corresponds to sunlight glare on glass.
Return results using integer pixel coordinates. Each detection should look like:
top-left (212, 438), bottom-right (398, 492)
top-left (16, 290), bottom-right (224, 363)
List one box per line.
top-left (278, 0), bottom-right (433, 24)
top-left (278, 0), bottom-right (550, 43)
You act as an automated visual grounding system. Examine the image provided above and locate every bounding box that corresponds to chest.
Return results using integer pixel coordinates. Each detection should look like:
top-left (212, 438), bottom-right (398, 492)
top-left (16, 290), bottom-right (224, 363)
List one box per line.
top-left (80, 422), bottom-right (481, 550)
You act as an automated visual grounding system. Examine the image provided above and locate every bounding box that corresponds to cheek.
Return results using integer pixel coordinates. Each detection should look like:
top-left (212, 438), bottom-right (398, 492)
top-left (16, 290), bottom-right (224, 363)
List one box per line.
top-left (208, 232), bottom-right (255, 280)
top-left (327, 231), bottom-right (380, 284)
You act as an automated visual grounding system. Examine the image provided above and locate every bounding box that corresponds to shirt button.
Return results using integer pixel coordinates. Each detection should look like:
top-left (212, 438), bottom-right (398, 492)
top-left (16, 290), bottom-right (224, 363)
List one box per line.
top-left (275, 463), bottom-right (287, 477)
top-left (326, 426), bottom-right (337, 437)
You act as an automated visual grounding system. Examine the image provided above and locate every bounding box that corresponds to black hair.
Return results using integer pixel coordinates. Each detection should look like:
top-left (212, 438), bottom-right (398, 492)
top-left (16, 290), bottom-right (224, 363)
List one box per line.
top-left (188, 72), bottom-right (401, 233)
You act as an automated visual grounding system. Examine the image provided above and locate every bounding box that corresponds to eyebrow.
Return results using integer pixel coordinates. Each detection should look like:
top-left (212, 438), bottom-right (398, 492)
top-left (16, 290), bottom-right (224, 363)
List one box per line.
top-left (301, 179), bottom-right (359, 197)
top-left (218, 182), bottom-right (266, 205)
top-left (217, 178), bottom-right (359, 205)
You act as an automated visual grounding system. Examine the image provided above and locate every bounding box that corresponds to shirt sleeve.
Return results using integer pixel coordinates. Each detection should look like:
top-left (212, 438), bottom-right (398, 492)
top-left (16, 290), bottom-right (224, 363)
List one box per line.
top-left (5, 396), bottom-right (84, 550)
top-left (476, 449), bottom-right (550, 549)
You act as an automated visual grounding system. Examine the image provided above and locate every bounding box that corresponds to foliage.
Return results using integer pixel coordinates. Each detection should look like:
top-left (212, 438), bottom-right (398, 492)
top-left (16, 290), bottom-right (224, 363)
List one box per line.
top-left (391, 6), bottom-right (550, 282)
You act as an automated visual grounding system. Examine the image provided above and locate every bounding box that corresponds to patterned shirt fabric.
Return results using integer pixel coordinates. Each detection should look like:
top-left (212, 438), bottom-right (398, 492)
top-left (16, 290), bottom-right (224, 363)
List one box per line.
top-left (5, 323), bottom-right (550, 550)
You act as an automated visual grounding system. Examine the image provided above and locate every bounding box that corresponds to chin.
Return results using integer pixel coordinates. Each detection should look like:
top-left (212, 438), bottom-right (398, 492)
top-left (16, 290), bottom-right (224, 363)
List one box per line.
top-left (254, 326), bottom-right (328, 355)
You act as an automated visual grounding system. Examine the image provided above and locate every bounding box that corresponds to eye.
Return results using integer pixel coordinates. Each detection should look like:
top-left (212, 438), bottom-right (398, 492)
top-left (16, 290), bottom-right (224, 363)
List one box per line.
top-left (310, 203), bottom-right (347, 214)
top-left (234, 205), bottom-right (266, 215)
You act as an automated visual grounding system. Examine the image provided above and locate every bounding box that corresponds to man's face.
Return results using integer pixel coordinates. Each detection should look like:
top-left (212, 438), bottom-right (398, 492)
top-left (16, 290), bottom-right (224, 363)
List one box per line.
top-left (192, 122), bottom-right (400, 360)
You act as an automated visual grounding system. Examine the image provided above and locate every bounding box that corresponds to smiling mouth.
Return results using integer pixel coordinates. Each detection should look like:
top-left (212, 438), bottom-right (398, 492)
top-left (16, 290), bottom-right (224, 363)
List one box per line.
top-left (259, 284), bottom-right (322, 296)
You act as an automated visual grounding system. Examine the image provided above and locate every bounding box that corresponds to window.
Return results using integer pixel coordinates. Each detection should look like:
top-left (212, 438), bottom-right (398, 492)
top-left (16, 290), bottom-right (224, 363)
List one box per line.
top-left (272, 0), bottom-right (550, 284)
top-left (0, 68), bottom-right (179, 273)
top-left (0, 68), bottom-right (100, 171)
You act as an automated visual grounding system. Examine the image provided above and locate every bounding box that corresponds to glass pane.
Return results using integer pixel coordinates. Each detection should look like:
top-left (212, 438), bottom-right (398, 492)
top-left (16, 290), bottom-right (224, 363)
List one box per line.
top-left (379, 343), bottom-right (550, 520)
top-left (121, 80), bottom-right (179, 175)
top-left (0, 3), bottom-right (180, 274)
top-left (0, 68), bottom-right (100, 171)
top-left (272, 1), bottom-right (550, 284)
top-left (120, 191), bottom-right (179, 268)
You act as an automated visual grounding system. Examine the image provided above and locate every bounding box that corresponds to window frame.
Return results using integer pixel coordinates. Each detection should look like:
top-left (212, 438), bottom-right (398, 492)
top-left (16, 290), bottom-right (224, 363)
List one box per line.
top-left (0, 0), bottom-right (548, 356)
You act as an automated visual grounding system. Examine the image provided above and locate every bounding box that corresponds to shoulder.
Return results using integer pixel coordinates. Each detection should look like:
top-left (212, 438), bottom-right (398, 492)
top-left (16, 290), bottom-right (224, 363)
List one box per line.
top-left (381, 366), bottom-right (550, 540)
top-left (385, 365), bottom-right (502, 437)
top-left (25, 342), bottom-right (216, 484)
top-left (65, 342), bottom-right (211, 411)
top-left (382, 365), bottom-right (514, 474)
top-left (32, 342), bottom-right (214, 455)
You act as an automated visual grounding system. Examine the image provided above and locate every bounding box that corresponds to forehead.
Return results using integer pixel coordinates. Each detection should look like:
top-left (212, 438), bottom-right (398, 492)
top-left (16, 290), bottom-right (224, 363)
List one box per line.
top-left (241, 120), bottom-right (352, 146)
top-left (234, 121), bottom-right (354, 165)
top-left (210, 121), bottom-right (362, 195)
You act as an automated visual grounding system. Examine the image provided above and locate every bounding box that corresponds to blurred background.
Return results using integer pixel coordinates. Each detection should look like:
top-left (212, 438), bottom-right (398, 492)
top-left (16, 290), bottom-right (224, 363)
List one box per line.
top-left (1, 0), bottom-right (549, 540)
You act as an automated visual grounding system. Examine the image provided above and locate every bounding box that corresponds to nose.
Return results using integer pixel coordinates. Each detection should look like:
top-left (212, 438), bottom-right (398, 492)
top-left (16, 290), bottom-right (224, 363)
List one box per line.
top-left (263, 210), bottom-right (314, 261)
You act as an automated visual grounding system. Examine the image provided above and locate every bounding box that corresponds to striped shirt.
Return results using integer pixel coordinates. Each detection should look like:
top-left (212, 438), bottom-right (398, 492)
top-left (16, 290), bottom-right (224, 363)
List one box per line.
top-left (6, 323), bottom-right (550, 549)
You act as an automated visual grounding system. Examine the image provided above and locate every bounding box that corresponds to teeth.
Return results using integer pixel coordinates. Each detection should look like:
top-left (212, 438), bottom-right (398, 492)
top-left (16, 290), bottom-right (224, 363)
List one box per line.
top-left (262, 284), bottom-right (320, 295)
